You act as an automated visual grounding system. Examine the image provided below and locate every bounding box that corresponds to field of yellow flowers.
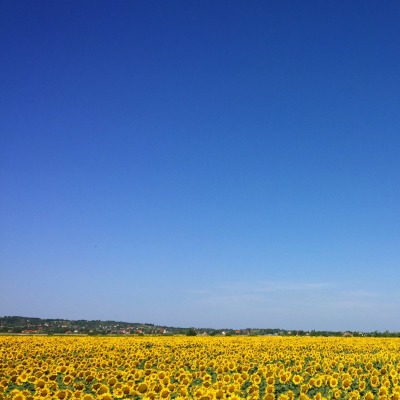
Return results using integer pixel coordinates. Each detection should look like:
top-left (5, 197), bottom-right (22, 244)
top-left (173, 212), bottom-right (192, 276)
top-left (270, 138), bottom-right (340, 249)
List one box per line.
top-left (1, 335), bottom-right (400, 400)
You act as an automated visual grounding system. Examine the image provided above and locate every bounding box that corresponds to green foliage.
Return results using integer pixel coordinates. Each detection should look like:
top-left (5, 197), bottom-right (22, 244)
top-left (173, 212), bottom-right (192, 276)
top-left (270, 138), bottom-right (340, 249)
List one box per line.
top-left (240, 380), bottom-right (253, 398)
top-left (206, 367), bottom-right (217, 384)
top-left (4, 382), bottom-right (35, 396)
top-left (258, 374), bottom-right (267, 400)
top-left (189, 378), bottom-right (203, 388)
top-left (248, 365), bottom-right (258, 375)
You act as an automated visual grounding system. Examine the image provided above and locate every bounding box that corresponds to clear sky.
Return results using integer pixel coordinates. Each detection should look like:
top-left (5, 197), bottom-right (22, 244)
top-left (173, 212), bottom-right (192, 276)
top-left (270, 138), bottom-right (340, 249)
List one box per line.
top-left (1, 1), bottom-right (399, 332)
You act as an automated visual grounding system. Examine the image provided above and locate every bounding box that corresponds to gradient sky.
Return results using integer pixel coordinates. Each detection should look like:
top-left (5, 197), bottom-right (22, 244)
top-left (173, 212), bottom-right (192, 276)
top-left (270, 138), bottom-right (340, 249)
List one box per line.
top-left (1, 1), bottom-right (399, 332)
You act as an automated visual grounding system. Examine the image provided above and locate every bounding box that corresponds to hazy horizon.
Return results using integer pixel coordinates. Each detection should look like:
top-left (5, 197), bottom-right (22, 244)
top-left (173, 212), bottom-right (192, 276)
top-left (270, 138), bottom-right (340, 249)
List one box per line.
top-left (1, 314), bottom-right (395, 333)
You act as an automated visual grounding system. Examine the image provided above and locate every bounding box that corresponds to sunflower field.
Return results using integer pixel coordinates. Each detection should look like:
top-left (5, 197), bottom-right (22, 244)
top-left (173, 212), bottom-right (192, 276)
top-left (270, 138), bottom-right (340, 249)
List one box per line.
top-left (1, 336), bottom-right (400, 400)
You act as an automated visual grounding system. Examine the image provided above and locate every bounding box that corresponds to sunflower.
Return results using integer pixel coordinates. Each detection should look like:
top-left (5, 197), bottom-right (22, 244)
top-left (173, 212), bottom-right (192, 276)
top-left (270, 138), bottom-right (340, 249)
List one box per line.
top-left (267, 376), bottom-right (275, 385)
top-left (382, 379), bottom-right (390, 388)
top-left (82, 394), bottom-right (94, 400)
top-left (56, 366), bottom-right (66, 374)
top-left (394, 387), bottom-right (400, 395)
top-left (227, 384), bottom-right (238, 394)
top-left (11, 391), bottom-right (27, 400)
top-left (286, 390), bottom-right (295, 400)
top-left (348, 390), bottom-right (361, 400)
top-left (378, 387), bottom-right (388, 396)
top-left (329, 377), bottom-right (338, 388)
top-left (48, 373), bottom-right (57, 381)
top-left (364, 391), bottom-right (374, 400)
top-left (160, 388), bottom-right (170, 398)
top-left (146, 391), bottom-right (157, 399)
top-left (158, 371), bottom-right (166, 380)
top-left (342, 379), bottom-right (352, 390)
top-left (108, 377), bottom-right (117, 387)
top-left (365, 363), bottom-right (373, 371)
top-left (371, 376), bottom-right (380, 388)
top-left (266, 385), bottom-right (275, 394)
top-left (35, 387), bottom-right (50, 398)
top-left (16, 372), bottom-right (29, 385)
top-left (292, 374), bottom-right (303, 385)
top-left (62, 375), bottom-right (73, 386)
top-left (279, 373), bottom-right (290, 384)
top-left (96, 385), bottom-right (109, 395)
top-left (314, 377), bottom-right (323, 388)
top-left (333, 389), bottom-right (342, 399)
top-left (137, 383), bottom-right (148, 394)
top-left (55, 390), bottom-right (68, 399)
top-left (73, 383), bottom-right (85, 391)
top-left (98, 394), bottom-right (113, 400)
top-left (113, 388), bottom-right (125, 399)
top-left (35, 379), bottom-right (46, 389)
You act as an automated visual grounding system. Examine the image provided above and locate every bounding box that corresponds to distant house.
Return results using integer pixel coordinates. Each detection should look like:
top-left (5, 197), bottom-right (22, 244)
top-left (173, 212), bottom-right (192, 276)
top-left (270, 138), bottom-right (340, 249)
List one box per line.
top-left (342, 332), bottom-right (353, 337)
top-left (22, 329), bottom-right (36, 334)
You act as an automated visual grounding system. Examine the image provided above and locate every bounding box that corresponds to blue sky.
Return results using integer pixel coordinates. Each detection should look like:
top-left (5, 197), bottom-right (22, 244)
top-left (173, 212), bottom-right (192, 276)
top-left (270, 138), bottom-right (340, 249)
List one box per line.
top-left (1, 1), bottom-right (399, 331)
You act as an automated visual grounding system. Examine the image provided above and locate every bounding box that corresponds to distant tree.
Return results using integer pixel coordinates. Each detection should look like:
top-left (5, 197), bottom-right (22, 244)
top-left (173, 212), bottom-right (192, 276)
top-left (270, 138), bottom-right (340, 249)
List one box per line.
top-left (186, 329), bottom-right (197, 336)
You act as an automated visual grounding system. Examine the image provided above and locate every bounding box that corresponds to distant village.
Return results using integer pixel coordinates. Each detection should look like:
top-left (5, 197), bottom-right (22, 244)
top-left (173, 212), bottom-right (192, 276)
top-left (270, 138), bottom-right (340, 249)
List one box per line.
top-left (0, 316), bottom-right (397, 337)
